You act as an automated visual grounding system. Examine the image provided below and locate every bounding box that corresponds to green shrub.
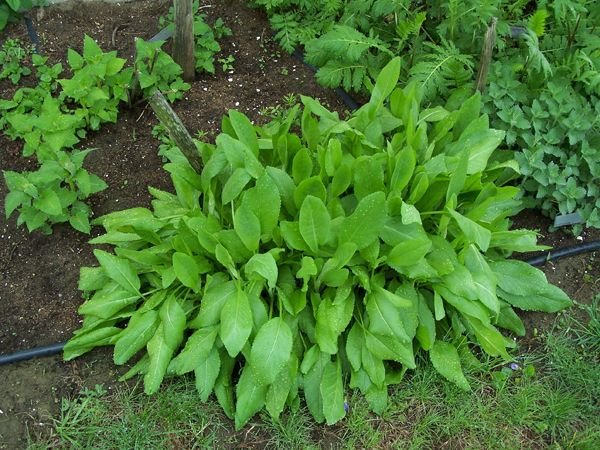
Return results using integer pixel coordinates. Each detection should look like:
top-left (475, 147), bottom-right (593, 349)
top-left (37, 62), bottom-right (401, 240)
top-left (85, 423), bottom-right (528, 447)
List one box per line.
top-left (64, 58), bottom-right (571, 428)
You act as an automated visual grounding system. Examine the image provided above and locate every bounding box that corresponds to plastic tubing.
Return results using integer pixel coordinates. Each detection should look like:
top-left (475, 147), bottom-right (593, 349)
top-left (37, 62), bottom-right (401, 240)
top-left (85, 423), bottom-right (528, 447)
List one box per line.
top-left (524, 239), bottom-right (600, 267)
top-left (0, 342), bottom-right (65, 365)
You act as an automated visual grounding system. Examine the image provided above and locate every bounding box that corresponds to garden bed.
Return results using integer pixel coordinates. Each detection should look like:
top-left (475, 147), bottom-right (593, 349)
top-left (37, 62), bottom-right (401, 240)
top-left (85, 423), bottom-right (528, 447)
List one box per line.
top-left (0, 0), bottom-right (598, 447)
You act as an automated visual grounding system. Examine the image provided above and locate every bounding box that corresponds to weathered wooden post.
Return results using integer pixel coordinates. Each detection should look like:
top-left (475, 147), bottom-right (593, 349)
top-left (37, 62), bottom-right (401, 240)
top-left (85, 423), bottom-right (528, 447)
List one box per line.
top-left (173, 0), bottom-right (195, 81)
top-left (148, 91), bottom-right (202, 173)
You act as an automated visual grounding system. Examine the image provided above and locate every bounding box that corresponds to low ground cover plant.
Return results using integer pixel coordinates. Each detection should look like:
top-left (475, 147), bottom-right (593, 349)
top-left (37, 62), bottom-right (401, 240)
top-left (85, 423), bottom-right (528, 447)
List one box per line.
top-left (64, 59), bottom-right (571, 428)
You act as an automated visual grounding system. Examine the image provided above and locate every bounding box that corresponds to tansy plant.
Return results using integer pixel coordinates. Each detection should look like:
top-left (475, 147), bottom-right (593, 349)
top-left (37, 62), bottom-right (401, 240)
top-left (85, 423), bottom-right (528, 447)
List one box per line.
top-left (64, 58), bottom-right (571, 428)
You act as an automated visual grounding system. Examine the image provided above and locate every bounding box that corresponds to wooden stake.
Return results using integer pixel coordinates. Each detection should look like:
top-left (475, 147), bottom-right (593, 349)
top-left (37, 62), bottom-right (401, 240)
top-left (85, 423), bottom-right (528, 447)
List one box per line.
top-left (148, 91), bottom-right (202, 173)
top-left (173, 0), bottom-right (195, 82)
top-left (475, 17), bottom-right (498, 93)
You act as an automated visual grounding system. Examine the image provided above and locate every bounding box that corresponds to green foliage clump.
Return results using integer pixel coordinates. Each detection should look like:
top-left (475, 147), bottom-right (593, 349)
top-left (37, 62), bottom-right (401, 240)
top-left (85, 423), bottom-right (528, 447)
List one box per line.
top-left (59, 35), bottom-right (133, 130)
top-left (0, 38), bottom-right (31, 83)
top-left (255, 0), bottom-right (600, 231)
top-left (64, 59), bottom-right (570, 428)
top-left (133, 38), bottom-right (190, 103)
top-left (159, 0), bottom-right (232, 74)
top-left (3, 149), bottom-right (107, 234)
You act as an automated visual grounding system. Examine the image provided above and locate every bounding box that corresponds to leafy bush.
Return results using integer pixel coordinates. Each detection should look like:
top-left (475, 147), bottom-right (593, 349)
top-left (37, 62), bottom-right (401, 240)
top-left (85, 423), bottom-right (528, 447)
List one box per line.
top-left (64, 59), bottom-right (570, 428)
top-left (159, 0), bottom-right (232, 74)
top-left (254, 0), bottom-right (600, 230)
top-left (133, 38), bottom-right (190, 103)
top-left (4, 149), bottom-right (107, 234)
top-left (0, 38), bottom-right (31, 84)
top-left (59, 35), bottom-right (133, 130)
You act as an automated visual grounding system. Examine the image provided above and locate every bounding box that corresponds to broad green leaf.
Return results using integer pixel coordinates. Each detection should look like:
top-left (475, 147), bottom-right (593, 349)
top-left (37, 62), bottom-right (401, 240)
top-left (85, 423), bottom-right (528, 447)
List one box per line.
top-left (299, 195), bottom-right (331, 252)
top-left (280, 221), bottom-right (310, 251)
top-left (245, 173), bottom-right (281, 238)
top-left (63, 326), bottom-right (122, 360)
top-left (78, 283), bottom-right (140, 319)
top-left (448, 209), bottom-right (491, 252)
top-left (169, 326), bottom-right (218, 375)
top-left (159, 295), bottom-right (186, 350)
top-left (114, 310), bottom-right (159, 365)
top-left (361, 345), bottom-right (385, 387)
top-left (303, 350), bottom-right (329, 423)
top-left (235, 366), bottom-right (268, 430)
top-left (245, 253), bottom-right (278, 289)
top-left (446, 146), bottom-right (470, 203)
top-left (430, 341), bottom-right (470, 391)
top-left (229, 110), bottom-right (259, 156)
top-left (338, 192), bottom-right (386, 249)
top-left (33, 189), bottom-right (62, 216)
top-left (463, 316), bottom-right (511, 360)
top-left (266, 357), bottom-right (296, 420)
top-left (497, 284), bottom-right (572, 313)
top-left (496, 301), bottom-right (526, 336)
top-left (93, 249), bottom-right (141, 295)
top-left (222, 168), bottom-right (252, 204)
top-left (79, 266), bottom-right (109, 292)
top-left (144, 325), bottom-right (175, 394)
top-left (346, 323), bottom-right (363, 371)
top-left (172, 252), bottom-right (200, 290)
top-left (233, 203), bottom-right (261, 252)
top-left (365, 331), bottom-right (416, 368)
top-left (390, 146), bottom-right (416, 193)
top-left (195, 347), bottom-right (221, 402)
top-left (292, 147), bottom-right (313, 184)
top-left (366, 290), bottom-right (410, 342)
top-left (464, 245), bottom-right (499, 315)
top-left (371, 57), bottom-right (401, 107)
top-left (416, 295), bottom-right (436, 350)
top-left (4, 191), bottom-right (28, 218)
top-left (320, 359), bottom-right (346, 425)
top-left (249, 318), bottom-right (293, 386)
top-left (220, 288), bottom-right (253, 357)
top-left (214, 351), bottom-right (236, 419)
top-left (490, 260), bottom-right (547, 296)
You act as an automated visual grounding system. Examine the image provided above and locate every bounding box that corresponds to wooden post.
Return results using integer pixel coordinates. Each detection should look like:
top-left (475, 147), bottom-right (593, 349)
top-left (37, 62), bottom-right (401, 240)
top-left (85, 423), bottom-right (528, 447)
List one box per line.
top-left (148, 91), bottom-right (202, 173)
top-left (475, 17), bottom-right (498, 93)
top-left (173, 0), bottom-right (195, 82)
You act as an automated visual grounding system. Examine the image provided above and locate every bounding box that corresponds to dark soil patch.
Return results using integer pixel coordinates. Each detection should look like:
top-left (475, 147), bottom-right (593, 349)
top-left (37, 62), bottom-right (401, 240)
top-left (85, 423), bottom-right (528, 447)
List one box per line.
top-left (0, 1), bottom-right (598, 447)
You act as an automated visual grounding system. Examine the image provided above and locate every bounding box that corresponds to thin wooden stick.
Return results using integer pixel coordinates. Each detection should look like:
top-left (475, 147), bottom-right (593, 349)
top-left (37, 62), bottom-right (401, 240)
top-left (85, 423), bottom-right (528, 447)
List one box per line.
top-left (148, 91), bottom-right (202, 173)
top-left (475, 17), bottom-right (498, 93)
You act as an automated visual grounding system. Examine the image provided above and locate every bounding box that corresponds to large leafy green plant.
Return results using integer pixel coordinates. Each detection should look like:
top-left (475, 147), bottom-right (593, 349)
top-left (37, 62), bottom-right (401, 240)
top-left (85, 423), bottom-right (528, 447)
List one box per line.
top-left (59, 35), bottom-right (133, 130)
top-left (64, 58), bottom-right (571, 428)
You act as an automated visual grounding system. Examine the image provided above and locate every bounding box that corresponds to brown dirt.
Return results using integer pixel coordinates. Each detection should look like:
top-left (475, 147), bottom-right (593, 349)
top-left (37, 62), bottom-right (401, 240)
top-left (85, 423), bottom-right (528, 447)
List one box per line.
top-left (0, 1), bottom-right (598, 447)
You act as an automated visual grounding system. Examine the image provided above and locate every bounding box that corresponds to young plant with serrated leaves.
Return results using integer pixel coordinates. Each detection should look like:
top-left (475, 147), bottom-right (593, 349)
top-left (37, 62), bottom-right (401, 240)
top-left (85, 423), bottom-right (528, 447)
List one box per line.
top-left (132, 38), bottom-right (190, 103)
top-left (159, 1), bottom-right (232, 75)
top-left (3, 149), bottom-right (107, 234)
top-left (59, 35), bottom-right (133, 130)
top-left (0, 38), bottom-right (31, 84)
top-left (64, 58), bottom-right (570, 429)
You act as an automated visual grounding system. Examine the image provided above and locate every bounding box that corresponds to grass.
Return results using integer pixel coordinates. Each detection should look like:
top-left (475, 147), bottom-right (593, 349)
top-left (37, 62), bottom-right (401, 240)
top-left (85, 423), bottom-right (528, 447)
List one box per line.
top-left (28, 297), bottom-right (600, 450)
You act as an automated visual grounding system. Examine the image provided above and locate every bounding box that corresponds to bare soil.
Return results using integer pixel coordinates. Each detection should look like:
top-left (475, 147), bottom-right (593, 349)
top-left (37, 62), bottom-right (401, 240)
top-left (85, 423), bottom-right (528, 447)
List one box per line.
top-left (0, 1), bottom-right (598, 447)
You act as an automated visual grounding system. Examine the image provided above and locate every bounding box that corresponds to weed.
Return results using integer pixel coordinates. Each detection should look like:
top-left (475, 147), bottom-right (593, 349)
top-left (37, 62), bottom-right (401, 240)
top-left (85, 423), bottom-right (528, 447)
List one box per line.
top-left (0, 39), bottom-right (31, 84)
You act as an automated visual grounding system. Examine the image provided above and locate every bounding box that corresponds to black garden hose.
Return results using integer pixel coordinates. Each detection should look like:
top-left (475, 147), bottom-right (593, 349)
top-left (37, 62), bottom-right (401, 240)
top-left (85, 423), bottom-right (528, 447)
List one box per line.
top-left (0, 341), bottom-right (65, 365)
top-left (524, 239), bottom-right (600, 267)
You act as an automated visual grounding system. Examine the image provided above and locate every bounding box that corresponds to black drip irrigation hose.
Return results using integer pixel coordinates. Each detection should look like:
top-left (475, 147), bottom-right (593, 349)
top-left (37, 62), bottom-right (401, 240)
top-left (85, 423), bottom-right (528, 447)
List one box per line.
top-left (0, 342), bottom-right (65, 365)
top-left (24, 15), bottom-right (41, 54)
top-left (524, 239), bottom-right (600, 267)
